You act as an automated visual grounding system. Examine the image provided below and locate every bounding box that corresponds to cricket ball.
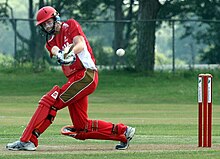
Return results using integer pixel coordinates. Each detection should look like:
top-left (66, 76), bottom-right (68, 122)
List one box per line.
top-left (116, 48), bottom-right (125, 56)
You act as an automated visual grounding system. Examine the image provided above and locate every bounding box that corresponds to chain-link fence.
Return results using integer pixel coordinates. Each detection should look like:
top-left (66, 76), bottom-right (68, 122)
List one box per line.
top-left (0, 18), bottom-right (220, 71)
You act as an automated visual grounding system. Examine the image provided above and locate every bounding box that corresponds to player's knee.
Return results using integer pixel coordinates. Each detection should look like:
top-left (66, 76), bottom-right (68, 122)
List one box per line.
top-left (39, 85), bottom-right (60, 107)
top-left (38, 85), bottom-right (60, 122)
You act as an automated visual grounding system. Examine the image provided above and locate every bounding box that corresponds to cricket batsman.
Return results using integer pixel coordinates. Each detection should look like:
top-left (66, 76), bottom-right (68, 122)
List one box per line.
top-left (6, 6), bottom-right (135, 151)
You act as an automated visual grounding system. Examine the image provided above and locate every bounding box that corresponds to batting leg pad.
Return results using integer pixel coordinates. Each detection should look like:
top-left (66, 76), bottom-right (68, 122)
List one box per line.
top-left (20, 85), bottom-right (60, 146)
top-left (75, 131), bottom-right (127, 142)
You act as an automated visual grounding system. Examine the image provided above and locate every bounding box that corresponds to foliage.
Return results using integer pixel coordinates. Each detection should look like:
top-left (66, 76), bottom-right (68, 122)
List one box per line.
top-left (159, 0), bottom-right (220, 64)
top-left (2, 0), bottom-right (220, 72)
top-left (155, 52), bottom-right (186, 66)
top-left (89, 38), bottom-right (112, 65)
top-left (0, 1), bottom-right (9, 20)
top-left (14, 43), bottom-right (31, 64)
top-left (0, 53), bottom-right (14, 68)
top-left (0, 52), bottom-right (51, 73)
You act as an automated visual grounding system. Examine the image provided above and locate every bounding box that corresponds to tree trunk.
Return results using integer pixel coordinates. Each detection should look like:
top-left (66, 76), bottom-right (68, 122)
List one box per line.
top-left (113, 0), bottom-right (135, 69)
top-left (136, 0), bottom-right (161, 73)
top-left (29, 0), bottom-right (46, 71)
top-left (113, 0), bottom-right (124, 69)
top-left (29, 0), bottom-right (36, 63)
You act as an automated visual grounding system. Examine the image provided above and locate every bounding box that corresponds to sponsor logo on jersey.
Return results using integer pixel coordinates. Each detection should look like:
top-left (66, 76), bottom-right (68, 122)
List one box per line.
top-left (51, 91), bottom-right (59, 99)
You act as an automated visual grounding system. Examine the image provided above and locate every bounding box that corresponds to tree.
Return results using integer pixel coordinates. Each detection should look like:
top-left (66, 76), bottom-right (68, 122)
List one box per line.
top-left (112, 0), bottom-right (137, 68)
top-left (136, 0), bottom-right (161, 73)
top-left (3, 0), bottom-right (202, 73)
top-left (159, 0), bottom-right (220, 64)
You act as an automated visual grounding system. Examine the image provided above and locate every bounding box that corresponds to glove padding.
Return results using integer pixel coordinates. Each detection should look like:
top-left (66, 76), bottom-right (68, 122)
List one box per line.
top-left (57, 50), bottom-right (76, 65)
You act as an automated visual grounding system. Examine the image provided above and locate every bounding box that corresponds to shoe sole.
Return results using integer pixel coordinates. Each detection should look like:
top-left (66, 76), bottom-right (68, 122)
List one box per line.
top-left (7, 147), bottom-right (36, 151)
top-left (115, 144), bottom-right (128, 150)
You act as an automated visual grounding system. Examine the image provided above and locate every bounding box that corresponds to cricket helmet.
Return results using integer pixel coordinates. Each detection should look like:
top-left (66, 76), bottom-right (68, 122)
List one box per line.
top-left (36, 6), bottom-right (59, 26)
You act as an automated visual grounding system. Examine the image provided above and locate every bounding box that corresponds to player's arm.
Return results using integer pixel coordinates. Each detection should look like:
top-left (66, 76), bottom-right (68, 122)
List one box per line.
top-left (70, 35), bottom-right (85, 54)
top-left (51, 35), bottom-right (84, 56)
top-left (51, 35), bottom-right (85, 64)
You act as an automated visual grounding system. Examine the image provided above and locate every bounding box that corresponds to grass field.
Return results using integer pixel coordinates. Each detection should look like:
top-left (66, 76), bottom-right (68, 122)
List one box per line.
top-left (1, 69), bottom-right (220, 159)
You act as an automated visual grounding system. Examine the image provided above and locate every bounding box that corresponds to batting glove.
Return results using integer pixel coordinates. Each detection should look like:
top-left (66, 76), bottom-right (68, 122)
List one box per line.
top-left (57, 50), bottom-right (76, 65)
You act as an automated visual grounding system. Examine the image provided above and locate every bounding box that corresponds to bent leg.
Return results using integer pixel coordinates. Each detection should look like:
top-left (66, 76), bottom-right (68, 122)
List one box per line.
top-left (67, 96), bottom-right (127, 142)
top-left (60, 69), bottom-right (127, 142)
top-left (67, 96), bottom-right (88, 130)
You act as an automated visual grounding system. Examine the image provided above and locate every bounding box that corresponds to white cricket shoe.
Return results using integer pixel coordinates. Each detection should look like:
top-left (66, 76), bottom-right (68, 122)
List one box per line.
top-left (6, 140), bottom-right (36, 151)
top-left (115, 126), bottom-right (135, 150)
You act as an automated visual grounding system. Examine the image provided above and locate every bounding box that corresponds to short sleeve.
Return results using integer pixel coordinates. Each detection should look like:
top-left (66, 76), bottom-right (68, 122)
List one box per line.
top-left (67, 19), bottom-right (85, 40)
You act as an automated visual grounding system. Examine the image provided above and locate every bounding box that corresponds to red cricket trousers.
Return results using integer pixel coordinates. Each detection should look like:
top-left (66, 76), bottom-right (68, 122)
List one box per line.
top-left (54, 68), bottom-right (127, 142)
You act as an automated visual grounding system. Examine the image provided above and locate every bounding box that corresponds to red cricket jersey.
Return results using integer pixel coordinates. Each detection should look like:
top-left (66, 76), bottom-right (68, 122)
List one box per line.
top-left (46, 19), bottom-right (97, 78)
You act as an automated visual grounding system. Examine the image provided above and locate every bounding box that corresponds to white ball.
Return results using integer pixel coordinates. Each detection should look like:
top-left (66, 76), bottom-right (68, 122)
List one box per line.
top-left (116, 48), bottom-right (125, 56)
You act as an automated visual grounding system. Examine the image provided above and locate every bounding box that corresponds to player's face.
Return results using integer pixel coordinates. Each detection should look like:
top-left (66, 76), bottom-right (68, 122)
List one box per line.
top-left (42, 18), bottom-right (54, 32)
